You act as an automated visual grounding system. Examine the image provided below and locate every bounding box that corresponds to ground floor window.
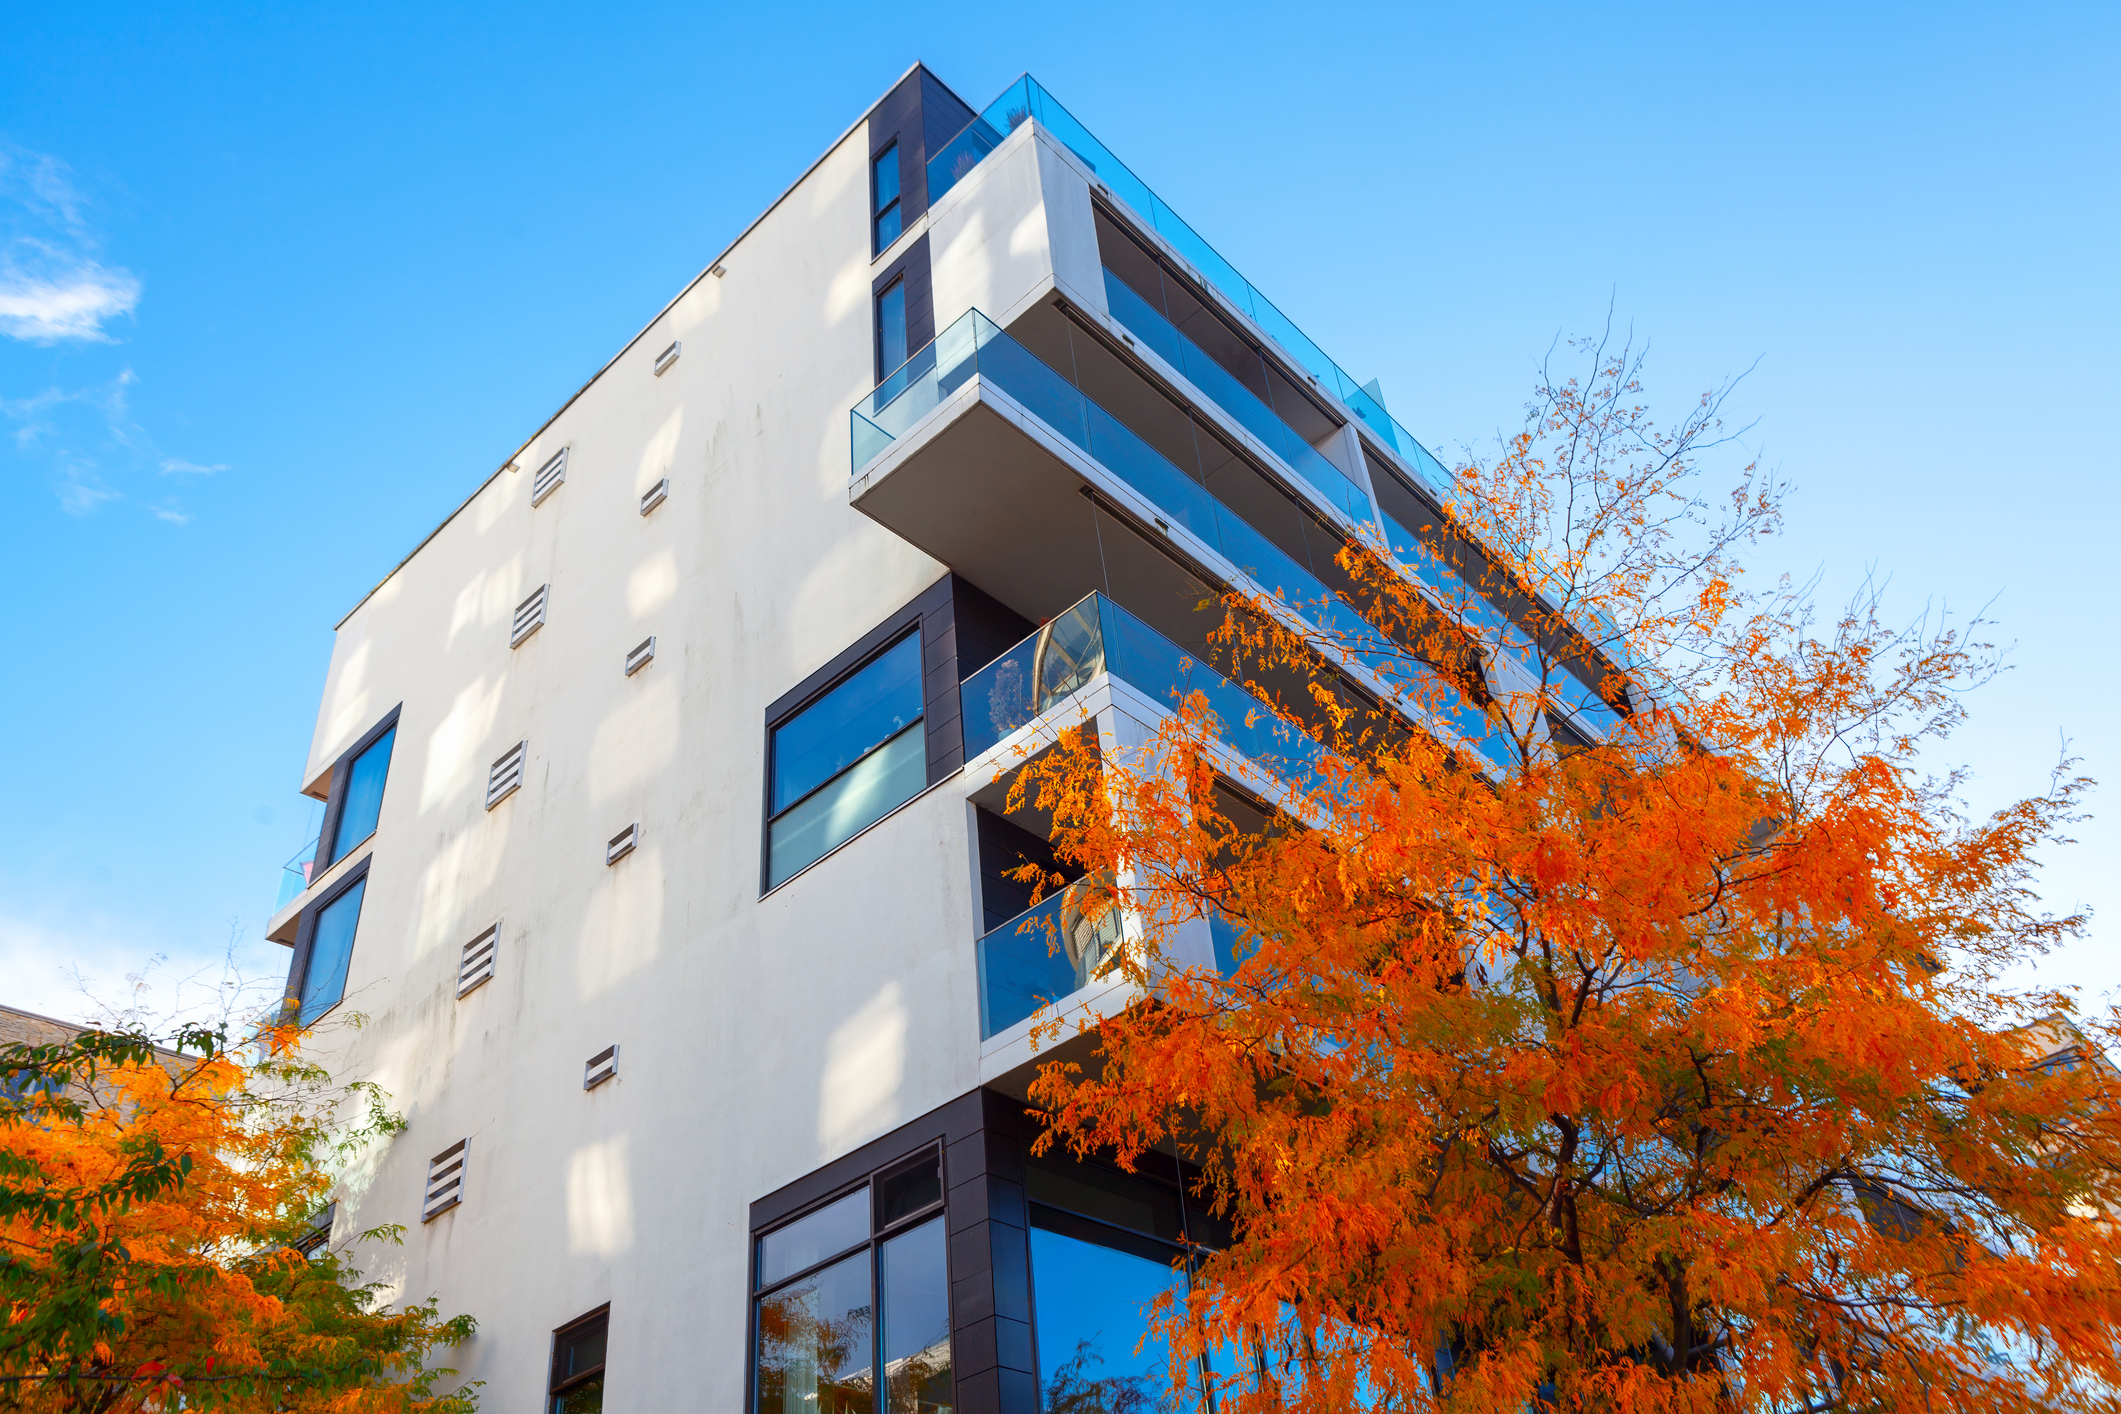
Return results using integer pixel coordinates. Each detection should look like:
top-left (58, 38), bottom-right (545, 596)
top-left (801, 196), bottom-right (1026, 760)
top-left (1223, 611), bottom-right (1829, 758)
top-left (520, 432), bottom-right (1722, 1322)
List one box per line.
top-left (549, 1306), bottom-right (608, 1414)
top-left (754, 1148), bottom-right (953, 1414)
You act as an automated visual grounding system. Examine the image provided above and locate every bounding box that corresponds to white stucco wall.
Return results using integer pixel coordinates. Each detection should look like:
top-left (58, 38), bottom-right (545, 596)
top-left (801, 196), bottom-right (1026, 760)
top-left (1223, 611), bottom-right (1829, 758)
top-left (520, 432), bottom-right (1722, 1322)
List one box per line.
top-left (288, 99), bottom-right (993, 1414)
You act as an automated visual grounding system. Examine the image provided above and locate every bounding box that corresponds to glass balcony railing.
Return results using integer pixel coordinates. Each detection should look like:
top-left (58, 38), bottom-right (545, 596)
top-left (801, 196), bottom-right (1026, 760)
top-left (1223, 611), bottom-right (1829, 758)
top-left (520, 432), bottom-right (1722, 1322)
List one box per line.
top-left (1377, 510), bottom-right (1624, 737)
top-left (1102, 270), bottom-right (1372, 527)
top-left (978, 871), bottom-right (1125, 1038)
top-left (855, 311), bottom-right (1511, 771)
top-left (274, 835), bottom-right (322, 914)
top-left (960, 592), bottom-right (1325, 781)
top-left (928, 74), bottom-right (1454, 500)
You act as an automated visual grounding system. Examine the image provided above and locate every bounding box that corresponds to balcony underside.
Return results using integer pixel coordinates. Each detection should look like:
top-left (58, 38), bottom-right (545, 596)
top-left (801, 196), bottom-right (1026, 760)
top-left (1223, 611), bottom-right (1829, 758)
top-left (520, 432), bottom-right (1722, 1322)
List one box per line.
top-left (850, 376), bottom-right (1219, 651)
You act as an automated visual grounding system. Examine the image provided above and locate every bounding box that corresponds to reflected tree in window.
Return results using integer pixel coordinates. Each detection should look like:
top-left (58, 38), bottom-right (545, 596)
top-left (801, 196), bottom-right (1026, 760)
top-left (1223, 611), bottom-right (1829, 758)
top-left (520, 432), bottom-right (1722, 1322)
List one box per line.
top-left (756, 1252), bottom-right (874, 1414)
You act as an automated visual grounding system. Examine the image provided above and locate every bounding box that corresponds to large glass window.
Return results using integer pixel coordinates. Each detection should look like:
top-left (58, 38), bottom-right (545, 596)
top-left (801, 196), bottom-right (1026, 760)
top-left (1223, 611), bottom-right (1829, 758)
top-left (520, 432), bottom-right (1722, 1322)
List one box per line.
top-left (298, 876), bottom-right (366, 1024)
top-left (1031, 1219), bottom-right (1185, 1413)
top-left (327, 726), bottom-right (396, 865)
top-left (767, 633), bottom-right (925, 888)
top-left (549, 1308), bottom-right (608, 1414)
top-left (873, 142), bottom-right (902, 250)
top-left (877, 279), bottom-right (909, 379)
top-left (754, 1149), bottom-right (952, 1414)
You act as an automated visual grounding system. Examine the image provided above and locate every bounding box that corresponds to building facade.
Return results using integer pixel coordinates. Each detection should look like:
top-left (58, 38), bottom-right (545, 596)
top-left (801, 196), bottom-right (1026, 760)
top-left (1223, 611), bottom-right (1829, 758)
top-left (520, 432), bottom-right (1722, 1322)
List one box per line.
top-left (266, 65), bottom-right (1621, 1414)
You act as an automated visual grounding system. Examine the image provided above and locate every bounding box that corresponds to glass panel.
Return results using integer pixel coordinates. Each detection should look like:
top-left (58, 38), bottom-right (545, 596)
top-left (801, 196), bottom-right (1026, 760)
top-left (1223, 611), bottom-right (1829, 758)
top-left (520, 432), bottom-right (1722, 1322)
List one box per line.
top-left (877, 282), bottom-right (908, 378)
top-left (274, 832), bottom-right (323, 912)
top-left (876, 205), bottom-right (903, 251)
top-left (557, 1322), bottom-right (607, 1380)
top-left (298, 877), bottom-right (366, 1025)
top-left (768, 724), bottom-right (926, 888)
top-left (773, 636), bottom-right (924, 812)
top-left (328, 726), bottom-right (396, 864)
top-left (876, 1154), bottom-right (942, 1228)
top-left (977, 873), bottom-right (1123, 1038)
top-left (551, 1377), bottom-right (604, 1414)
top-left (756, 1249), bottom-right (874, 1414)
top-left (1030, 1224), bottom-right (1185, 1414)
top-left (873, 144), bottom-right (900, 214)
top-left (759, 1188), bottom-right (871, 1290)
top-left (880, 1218), bottom-right (953, 1414)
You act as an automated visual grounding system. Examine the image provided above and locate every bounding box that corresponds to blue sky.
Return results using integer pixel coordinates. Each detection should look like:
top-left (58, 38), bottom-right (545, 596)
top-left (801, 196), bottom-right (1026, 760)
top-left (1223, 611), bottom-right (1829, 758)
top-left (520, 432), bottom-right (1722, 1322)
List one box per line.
top-left (1, 2), bottom-right (2114, 1024)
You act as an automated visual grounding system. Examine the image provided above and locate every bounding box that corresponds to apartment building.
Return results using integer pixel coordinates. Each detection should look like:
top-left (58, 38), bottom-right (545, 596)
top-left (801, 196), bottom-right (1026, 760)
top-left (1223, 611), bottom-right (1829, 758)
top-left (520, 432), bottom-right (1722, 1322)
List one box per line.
top-left (264, 64), bottom-right (1627, 1414)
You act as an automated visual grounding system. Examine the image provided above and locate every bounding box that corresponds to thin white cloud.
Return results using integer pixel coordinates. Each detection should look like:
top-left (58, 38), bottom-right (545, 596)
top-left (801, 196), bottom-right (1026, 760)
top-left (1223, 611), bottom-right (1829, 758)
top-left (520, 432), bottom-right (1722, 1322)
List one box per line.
top-left (151, 506), bottom-right (190, 525)
top-left (0, 259), bottom-right (140, 343)
top-left (158, 457), bottom-right (225, 476)
top-left (0, 147), bottom-right (140, 343)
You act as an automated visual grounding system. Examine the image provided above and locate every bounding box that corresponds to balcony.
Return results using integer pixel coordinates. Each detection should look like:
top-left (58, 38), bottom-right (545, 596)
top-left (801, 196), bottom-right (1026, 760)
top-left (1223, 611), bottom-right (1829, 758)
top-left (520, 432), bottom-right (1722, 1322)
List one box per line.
top-left (965, 593), bottom-right (1317, 1038)
top-left (927, 74), bottom-right (1458, 498)
top-left (852, 309), bottom-right (1512, 771)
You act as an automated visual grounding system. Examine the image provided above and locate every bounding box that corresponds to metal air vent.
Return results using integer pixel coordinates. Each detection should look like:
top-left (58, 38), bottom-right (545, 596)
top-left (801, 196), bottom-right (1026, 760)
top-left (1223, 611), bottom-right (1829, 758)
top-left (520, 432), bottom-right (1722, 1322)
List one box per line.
top-left (532, 448), bottom-right (569, 506)
top-left (624, 636), bottom-right (656, 676)
top-left (584, 1045), bottom-right (619, 1090)
top-left (639, 478), bottom-right (668, 516)
top-left (485, 742), bottom-right (527, 810)
top-left (606, 824), bottom-right (638, 865)
top-left (653, 341), bottom-right (681, 376)
top-left (422, 1140), bottom-right (467, 1222)
top-left (511, 585), bottom-right (549, 647)
top-left (457, 923), bottom-right (498, 997)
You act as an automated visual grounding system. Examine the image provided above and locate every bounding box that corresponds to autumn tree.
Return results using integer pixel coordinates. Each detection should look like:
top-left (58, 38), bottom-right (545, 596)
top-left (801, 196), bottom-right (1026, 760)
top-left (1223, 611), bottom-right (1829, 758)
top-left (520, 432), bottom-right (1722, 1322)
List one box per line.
top-left (1007, 328), bottom-right (2121, 1414)
top-left (0, 1022), bottom-right (477, 1414)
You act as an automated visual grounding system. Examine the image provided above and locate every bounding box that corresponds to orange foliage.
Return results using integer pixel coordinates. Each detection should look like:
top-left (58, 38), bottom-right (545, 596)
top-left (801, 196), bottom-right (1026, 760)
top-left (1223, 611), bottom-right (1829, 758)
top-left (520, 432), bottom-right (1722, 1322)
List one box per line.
top-left (1008, 333), bottom-right (2121, 1414)
top-left (0, 1027), bottom-right (476, 1414)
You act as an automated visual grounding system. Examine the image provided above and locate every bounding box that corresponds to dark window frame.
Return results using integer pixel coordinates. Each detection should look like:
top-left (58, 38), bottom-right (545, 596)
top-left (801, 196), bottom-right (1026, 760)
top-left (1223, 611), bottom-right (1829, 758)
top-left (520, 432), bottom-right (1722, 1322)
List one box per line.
top-left (548, 1303), bottom-right (610, 1413)
top-left (872, 140), bottom-right (903, 254)
top-left (283, 852), bottom-right (374, 1024)
top-left (758, 577), bottom-right (1021, 896)
top-left (875, 276), bottom-right (909, 383)
top-left (312, 704), bottom-right (402, 877)
top-left (748, 1140), bottom-right (950, 1414)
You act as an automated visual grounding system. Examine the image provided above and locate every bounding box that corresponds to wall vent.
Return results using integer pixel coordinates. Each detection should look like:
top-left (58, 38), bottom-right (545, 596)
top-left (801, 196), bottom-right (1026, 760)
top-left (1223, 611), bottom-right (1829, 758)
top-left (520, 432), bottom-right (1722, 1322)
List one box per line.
top-left (584, 1045), bottom-right (619, 1089)
top-left (653, 341), bottom-right (681, 376)
top-left (709, 262), bottom-right (727, 278)
top-left (422, 1140), bottom-right (467, 1221)
top-left (511, 585), bottom-right (549, 647)
top-left (624, 636), bottom-right (656, 676)
top-left (606, 823), bottom-right (638, 865)
top-left (531, 448), bottom-right (569, 506)
top-left (638, 478), bottom-right (668, 516)
top-left (457, 923), bottom-right (499, 997)
top-left (485, 742), bottom-right (527, 810)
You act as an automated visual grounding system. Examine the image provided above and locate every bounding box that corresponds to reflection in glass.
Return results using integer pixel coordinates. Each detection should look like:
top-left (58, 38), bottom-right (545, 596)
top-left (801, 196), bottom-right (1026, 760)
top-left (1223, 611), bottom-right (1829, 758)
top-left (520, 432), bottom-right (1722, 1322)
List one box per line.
top-left (328, 726), bottom-right (396, 864)
top-left (874, 144), bottom-right (903, 249)
top-left (758, 1250), bottom-right (875, 1414)
top-left (881, 1218), bottom-right (953, 1414)
top-left (759, 1187), bottom-right (871, 1289)
top-left (1030, 1224), bottom-right (1185, 1414)
top-left (768, 724), bottom-right (926, 887)
top-left (878, 280), bottom-right (908, 375)
top-left (773, 635), bottom-right (924, 812)
top-left (550, 1377), bottom-right (603, 1414)
top-left (298, 877), bottom-right (366, 1025)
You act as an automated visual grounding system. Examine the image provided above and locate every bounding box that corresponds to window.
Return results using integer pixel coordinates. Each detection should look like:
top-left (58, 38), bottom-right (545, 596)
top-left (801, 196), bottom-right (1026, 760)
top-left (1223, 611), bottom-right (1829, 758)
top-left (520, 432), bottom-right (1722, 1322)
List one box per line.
top-left (766, 632), bottom-right (925, 888)
top-left (876, 278), bottom-right (908, 379)
top-left (1026, 1155), bottom-right (1209, 1412)
top-left (872, 142), bottom-right (902, 250)
top-left (754, 1148), bottom-right (951, 1414)
top-left (297, 874), bottom-right (367, 1024)
top-left (326, 726), bottom-right (395, 865)
top-left (550, 1307), bottom-right (608, 1414)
